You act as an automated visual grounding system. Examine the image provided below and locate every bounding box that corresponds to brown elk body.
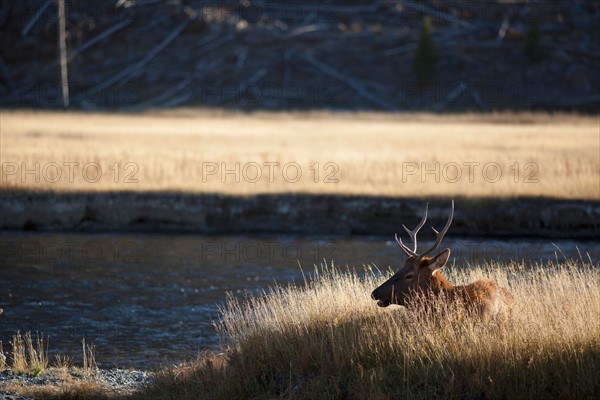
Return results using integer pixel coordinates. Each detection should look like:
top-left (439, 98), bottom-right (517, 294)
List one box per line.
top-left (371, 202), bottom-right (513, 321)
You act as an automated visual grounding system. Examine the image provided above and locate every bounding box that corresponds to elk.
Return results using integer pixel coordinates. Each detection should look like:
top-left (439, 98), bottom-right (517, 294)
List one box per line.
top-left (371, 201), bottom-right (513, 321)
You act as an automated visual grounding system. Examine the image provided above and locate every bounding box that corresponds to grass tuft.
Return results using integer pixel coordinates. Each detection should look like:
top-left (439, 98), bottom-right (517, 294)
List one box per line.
top-left (0, 341), bottom-right (6, 372)
top-left (1, 336), bottom-right (115, 400)
top-left (9, 331), bottom-right (49, 376)
top-left (81, 337), bottom-right (98, 377)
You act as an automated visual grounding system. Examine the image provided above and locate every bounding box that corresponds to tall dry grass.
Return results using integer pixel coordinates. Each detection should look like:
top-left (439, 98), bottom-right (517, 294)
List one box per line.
top-left (0, 336), bottom-right (110, 400)
top-left (136, 260), bottom-right (600, 399)
top-left (9, 331), bottom-right (49, 376)
top-left (81, 337), bottom-right (98, 377)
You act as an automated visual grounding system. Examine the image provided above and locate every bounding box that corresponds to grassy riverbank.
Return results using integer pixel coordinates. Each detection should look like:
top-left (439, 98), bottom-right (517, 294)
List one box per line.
top-left (134, 260), bottom-right (600, 399)
top-left (4, 260), bottom-right (599, 399)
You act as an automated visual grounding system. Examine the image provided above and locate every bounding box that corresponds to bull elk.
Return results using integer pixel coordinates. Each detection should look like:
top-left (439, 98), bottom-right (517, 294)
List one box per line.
top-left (371, 201), bottom-right (513, 321)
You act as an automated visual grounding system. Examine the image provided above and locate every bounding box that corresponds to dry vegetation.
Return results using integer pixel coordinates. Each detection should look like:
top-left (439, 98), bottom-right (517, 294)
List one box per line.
top-left (0, 331), bottom-right (97, 375)
top-left (2, 260), bottom-right (599, 399)
top-left (6, 331), bottom-right (49, 376)
top-left (0, 333), bottom-right (112, 400)
top-left (133, 260), bottom-right (600, 399)
top-left (0, 375), bottom-right (113, 400)
top-left (1, 110), bottom-right (599, 199)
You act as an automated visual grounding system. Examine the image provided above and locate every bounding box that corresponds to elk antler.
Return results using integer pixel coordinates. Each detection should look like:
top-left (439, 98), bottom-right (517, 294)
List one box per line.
top-left (395, 203), bottom-right (428, 257)
top-left (418, 200), bottom-right (454, 258)
top-left (395, 200), bottom-right (454, 259)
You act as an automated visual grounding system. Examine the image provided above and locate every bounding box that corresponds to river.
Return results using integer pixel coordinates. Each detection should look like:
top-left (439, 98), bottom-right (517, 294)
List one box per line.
top-left (1, 232), bottom-right (598, 369)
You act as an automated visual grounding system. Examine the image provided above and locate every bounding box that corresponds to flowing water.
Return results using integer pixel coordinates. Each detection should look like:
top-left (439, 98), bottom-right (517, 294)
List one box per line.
top-left (1, 232), bottom-right (598, 369)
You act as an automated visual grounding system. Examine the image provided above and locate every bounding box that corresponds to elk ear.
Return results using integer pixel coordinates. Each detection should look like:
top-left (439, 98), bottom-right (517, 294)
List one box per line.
top-left (423, 248), bottom-right (451, 274)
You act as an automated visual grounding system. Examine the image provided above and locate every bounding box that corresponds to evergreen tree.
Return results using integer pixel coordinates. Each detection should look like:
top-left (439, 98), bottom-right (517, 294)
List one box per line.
top-left (413, 16), bottom-right (438, 86)
top-left (525, 19), bottom-right (543, 62)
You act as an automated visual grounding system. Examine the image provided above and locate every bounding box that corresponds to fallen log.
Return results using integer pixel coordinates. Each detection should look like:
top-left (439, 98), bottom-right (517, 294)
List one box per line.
top-left (302, 54), bottom-right (397, 111)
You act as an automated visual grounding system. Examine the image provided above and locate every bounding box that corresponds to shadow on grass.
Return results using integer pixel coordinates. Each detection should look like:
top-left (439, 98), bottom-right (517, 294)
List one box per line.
top-left (13, 312), bottom-right (600, 400)
top-left (131, 314), bottom-right (600, 400)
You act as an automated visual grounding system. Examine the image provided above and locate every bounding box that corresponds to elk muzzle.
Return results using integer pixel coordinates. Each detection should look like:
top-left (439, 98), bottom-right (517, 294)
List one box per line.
top-left (371, 287), bottom-right (392, 307)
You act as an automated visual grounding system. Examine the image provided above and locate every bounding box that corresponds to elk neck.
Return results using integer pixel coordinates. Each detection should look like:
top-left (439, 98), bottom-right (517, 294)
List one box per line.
top-left (430, 271), bottom-right (455, 294)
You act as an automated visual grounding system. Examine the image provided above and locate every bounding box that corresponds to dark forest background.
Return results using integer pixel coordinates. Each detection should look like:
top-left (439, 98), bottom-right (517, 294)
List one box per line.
top-left (1, 0), bottom-right (598, 111)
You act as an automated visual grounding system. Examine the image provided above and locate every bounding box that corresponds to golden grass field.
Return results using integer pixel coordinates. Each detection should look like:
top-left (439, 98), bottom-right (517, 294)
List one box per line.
top-left (1, 110), bottom-right (598, 199)
top-left (3, 261), bottom-right (599, 399)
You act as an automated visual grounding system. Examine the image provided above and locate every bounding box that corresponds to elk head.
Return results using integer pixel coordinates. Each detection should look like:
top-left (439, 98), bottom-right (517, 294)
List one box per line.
top-left (371, 201), bottom-right (454, 307)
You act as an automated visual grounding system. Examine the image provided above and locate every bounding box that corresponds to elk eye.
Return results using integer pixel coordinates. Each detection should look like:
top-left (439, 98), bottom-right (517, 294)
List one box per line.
top-left (405, 274), bottom-right (414, 280)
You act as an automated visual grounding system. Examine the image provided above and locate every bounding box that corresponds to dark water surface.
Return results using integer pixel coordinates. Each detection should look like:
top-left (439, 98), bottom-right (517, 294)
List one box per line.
top-left (1, 232), bottom-right (598, 369)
